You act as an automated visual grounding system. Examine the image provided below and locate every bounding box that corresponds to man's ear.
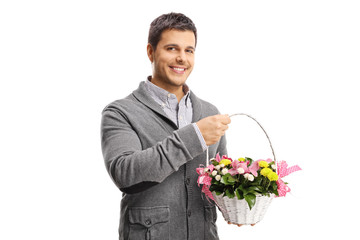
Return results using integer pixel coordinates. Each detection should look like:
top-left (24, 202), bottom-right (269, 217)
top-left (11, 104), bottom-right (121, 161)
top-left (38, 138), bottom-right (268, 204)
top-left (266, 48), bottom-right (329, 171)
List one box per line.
top-left (147, 43), bottom-right (154, 63)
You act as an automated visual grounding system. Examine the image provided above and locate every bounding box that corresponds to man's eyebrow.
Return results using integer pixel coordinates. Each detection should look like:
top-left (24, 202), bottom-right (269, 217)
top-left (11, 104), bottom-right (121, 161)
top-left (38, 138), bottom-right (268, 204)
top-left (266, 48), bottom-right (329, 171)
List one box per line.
top-left (164, 44), bottom-right (195, 50)
top-left (164, 44), bottom-right (179, 48)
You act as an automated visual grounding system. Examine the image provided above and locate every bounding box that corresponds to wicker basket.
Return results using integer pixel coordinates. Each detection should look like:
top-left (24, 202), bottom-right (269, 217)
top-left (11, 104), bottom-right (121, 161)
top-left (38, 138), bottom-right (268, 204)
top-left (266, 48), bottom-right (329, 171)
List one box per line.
top-left (212, 193), bottom-right (274, 225)
top-left (206, 113), bottom-right (278, 225)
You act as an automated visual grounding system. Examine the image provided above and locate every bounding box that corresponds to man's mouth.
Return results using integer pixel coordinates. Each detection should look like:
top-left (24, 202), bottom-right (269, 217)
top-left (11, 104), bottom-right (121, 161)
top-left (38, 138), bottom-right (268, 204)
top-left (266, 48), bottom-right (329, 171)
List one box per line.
top-left (169, 66), bottom-right (186, 74)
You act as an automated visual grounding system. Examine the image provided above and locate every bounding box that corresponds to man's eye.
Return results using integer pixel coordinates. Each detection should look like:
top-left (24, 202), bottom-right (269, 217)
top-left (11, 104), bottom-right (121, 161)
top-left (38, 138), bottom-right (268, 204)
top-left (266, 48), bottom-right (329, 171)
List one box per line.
top-left (167, 47), bottom-right (176, 51)
top-left (186, 49), bottom-right (194, 54)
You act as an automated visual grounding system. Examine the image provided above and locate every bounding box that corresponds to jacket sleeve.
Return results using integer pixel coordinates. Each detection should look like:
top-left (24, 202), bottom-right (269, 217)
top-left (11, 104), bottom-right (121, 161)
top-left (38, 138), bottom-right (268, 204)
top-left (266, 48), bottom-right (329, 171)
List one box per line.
top-left (101, 108), bottom-right (205, 194)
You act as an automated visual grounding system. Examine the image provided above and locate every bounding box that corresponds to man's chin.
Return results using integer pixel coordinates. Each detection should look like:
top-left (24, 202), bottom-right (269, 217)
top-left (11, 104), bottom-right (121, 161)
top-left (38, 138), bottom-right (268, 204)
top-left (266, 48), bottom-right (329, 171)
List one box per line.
top-left (168, 75), bottom-right (189, 86)
top-left (169, 80), bottom-right (187, 88)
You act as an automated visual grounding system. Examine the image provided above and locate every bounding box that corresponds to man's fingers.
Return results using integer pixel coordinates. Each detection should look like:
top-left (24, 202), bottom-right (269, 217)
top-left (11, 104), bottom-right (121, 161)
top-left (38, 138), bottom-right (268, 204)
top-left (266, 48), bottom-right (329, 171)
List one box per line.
top-left (227, 221), bottom-right (255, 227)
top-left (227, 221), bottom-right (242, 227)
top-left (196, 114), bottom-right (231, 146)
top-left (219, 114), bottom-right (231, 124)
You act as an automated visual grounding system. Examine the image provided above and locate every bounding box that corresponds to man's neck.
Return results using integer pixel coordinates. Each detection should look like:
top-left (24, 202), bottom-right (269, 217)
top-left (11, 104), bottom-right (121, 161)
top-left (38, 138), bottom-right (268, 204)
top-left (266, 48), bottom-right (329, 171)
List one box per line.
top-left (149, 77), bottom-right (185, 103)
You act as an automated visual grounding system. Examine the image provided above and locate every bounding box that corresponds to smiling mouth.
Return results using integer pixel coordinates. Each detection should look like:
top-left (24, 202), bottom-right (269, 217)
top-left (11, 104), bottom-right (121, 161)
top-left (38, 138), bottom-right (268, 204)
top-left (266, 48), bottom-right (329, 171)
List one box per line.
top-left (169, 66), bottom-right (186, 74)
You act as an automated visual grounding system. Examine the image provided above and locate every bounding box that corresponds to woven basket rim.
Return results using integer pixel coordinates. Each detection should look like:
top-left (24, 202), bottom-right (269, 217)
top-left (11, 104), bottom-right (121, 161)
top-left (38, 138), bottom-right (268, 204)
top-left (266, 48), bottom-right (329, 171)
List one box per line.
top-left (212, 192), bottom-right (275, 199)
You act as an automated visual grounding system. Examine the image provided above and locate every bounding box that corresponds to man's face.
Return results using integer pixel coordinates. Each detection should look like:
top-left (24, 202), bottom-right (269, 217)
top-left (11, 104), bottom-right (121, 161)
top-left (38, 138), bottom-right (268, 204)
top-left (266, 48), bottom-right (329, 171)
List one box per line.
top-left (147, 29), bottom-right (195, 90)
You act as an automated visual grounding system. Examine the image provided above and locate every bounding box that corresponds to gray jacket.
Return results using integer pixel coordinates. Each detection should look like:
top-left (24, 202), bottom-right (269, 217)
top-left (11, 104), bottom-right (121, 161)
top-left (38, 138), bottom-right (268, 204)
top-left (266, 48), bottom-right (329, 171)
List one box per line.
top-left (101, 81), bottom-right (227, 240)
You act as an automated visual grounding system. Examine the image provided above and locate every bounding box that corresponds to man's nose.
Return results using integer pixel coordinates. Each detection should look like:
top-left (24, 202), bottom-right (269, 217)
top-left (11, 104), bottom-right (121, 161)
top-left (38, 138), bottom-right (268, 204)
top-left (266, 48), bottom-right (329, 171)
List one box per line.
top-left (176, 51), bottom-right (186, 63)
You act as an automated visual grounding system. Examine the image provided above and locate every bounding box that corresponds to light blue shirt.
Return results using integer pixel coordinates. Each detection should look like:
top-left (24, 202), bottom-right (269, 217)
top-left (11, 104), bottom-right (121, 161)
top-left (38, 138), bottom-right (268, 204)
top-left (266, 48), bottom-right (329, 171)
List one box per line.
top-left (145, 77), bottom-right (207, 151)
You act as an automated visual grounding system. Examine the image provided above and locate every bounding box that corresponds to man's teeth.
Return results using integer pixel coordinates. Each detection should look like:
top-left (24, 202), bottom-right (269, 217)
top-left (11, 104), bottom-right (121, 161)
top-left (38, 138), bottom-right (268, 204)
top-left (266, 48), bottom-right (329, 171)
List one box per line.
top-left (173, 67), bottom-right (185, 71)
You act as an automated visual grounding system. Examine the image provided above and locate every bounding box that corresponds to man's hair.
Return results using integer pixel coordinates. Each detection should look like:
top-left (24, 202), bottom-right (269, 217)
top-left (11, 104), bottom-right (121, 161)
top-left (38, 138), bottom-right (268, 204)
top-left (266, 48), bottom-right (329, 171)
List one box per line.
top-left (148, 12), bottom-right (197, 50)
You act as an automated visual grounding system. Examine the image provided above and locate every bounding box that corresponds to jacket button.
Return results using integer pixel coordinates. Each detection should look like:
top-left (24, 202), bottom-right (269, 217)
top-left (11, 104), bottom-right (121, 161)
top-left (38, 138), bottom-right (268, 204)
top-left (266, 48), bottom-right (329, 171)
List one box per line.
top-left (145, 219), bottom-right (151, 226)
top-left (187, 210), bottom-right (191, 218)
top-left (185, 178), bottom-right (190, 185)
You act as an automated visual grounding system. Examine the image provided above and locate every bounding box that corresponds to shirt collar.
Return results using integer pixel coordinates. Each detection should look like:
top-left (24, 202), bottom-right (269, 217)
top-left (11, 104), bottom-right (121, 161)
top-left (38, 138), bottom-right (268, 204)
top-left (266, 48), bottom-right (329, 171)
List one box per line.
top-left (145, 76), bottom-right (191, 107)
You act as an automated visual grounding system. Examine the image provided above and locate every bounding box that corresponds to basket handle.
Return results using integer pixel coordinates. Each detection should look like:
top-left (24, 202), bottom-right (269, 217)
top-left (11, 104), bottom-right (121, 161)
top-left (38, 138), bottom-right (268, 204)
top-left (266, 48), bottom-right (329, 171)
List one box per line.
top-left (206, 113), bottom-right (277, 172)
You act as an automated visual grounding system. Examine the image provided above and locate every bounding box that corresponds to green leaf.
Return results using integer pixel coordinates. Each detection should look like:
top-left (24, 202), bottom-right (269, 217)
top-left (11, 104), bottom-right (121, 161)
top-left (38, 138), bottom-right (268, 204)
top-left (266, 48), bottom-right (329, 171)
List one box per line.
top-left (210, 184), bottom-right (225, 193)
top-left (225, 188), bottom-right (235, 198)
top-left (211, 160), bottom-right (219, 166)
top-left (270, 181), bottom-right (278, 190)
top-left (245, 157), bottom-right (253, 166)
top-left (220, 176), bottom-right (227, 184)
top-left (227, 174), bottom-right (236, 183)
top-left (238, 185), bottom-right (248, 196)
top-left (212, 180), bottom-right (220, 185)
top-left (248, 186), bottom-right (262, 193)
top-left (244, 193), bottom-right (256, 210)
top-left (251, 176), bottom-right (262, 186)
top-left (220, 173), bottom-right (235, 185)
top-left (235, 188), bottom-right (243, 200)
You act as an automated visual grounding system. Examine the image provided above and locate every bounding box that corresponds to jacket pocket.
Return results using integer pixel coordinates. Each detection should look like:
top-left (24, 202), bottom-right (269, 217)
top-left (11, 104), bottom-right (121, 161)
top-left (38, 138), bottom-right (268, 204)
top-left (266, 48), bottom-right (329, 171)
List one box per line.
top-left (204, 206), bottom-right (219, 240)
top-left (128, 206), bottom-right (170, 240)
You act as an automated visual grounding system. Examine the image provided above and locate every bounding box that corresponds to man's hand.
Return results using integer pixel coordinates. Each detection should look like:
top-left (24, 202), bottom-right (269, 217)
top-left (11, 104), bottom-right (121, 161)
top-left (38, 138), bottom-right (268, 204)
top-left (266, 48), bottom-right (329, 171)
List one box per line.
top-left (196, 114), bottom-right (231, 146)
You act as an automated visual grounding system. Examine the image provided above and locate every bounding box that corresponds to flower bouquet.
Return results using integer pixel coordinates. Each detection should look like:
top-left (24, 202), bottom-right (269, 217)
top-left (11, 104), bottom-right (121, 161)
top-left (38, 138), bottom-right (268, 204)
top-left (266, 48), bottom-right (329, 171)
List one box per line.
top-left (196, 113), bottom-right (301, 225)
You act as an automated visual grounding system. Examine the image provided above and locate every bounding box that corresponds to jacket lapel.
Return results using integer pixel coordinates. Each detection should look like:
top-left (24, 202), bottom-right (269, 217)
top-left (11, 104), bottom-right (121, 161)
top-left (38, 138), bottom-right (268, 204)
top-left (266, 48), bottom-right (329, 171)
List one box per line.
top-left (132, 82), bottom-right (178, 128)
top-left (189, 91), bottom-right (203, 122)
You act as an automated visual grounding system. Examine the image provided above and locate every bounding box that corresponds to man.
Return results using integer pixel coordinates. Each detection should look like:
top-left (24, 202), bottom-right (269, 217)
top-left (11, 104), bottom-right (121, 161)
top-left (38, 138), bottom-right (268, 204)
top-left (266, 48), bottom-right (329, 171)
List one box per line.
top-left (101, 12), bottom-right (231, 240)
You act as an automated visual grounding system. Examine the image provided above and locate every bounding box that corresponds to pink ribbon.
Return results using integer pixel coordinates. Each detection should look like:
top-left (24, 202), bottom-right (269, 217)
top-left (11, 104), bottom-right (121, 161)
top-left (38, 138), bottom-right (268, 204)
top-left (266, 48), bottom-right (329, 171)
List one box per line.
top-left (202, 185), bottom-right (215, 201)
top-left (197, 166), bottom-right (225, 211)
top-left (276, 161), bottom-right (302, 197)
top-left (196, 166), bottom-right (215, 201)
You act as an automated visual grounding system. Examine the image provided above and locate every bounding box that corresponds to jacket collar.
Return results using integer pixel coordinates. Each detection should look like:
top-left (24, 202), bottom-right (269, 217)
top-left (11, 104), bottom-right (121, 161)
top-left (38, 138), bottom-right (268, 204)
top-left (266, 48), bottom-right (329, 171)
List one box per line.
top-left (132, 81), bottom-right (203, 123)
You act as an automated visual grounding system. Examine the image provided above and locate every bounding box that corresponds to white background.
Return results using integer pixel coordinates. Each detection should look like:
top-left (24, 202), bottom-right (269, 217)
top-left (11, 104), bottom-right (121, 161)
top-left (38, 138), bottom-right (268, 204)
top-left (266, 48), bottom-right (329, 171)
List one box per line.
top-left (1, 0), bottom-right (359, 239)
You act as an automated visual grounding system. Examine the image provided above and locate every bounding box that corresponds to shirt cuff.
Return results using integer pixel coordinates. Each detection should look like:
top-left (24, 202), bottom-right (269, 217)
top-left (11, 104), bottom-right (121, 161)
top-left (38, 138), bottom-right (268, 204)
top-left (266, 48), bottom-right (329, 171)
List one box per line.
top-left (192, 123), bottom-right (208, 151)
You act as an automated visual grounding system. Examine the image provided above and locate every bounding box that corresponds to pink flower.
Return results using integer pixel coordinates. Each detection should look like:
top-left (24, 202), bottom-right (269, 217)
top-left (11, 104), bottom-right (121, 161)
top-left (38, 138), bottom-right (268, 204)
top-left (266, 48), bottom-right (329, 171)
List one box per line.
top-left (207, 164), bottom-right (214, 172)
top-left (228, 160), bottom-right (246, 176)
top-left (196, 167), bottom-right (212, 186)
top-left (228, 160), bottom-right (259, 177)
top-left (215, 153), bottom-right (221, 162)
top-left (214, 153), bottom-right (233, 162)
top-left (255, 158), bottom-right (273, 164)
top-left (248, 161), bottom-right (260, 177)
top-left (222, 155), bottom-right (233, 161)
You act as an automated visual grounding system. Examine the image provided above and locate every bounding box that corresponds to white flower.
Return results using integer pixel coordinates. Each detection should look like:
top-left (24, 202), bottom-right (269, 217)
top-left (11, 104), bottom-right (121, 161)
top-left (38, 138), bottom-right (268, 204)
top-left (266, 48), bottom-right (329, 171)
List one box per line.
top-left (248, 174), bottom-right (255, 181)
top-left (237, 168), bottom-right (245, 174)
top-left (215, 165), bottom-right (221, 170)
top-left (221, 168), bottom-right (228, 175)
top-left (271, 164), bottom-right (276, 170)
top-left (244, 173), bottom-right (254, 181)
top-left (215, 175), bottom-right (221, 181)
top-left (211, 170), bottom-right (218, 176)
top-left (204, 168), bottom-right (209, 172)
top-left (220, 164), bottom-right (225, 168)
